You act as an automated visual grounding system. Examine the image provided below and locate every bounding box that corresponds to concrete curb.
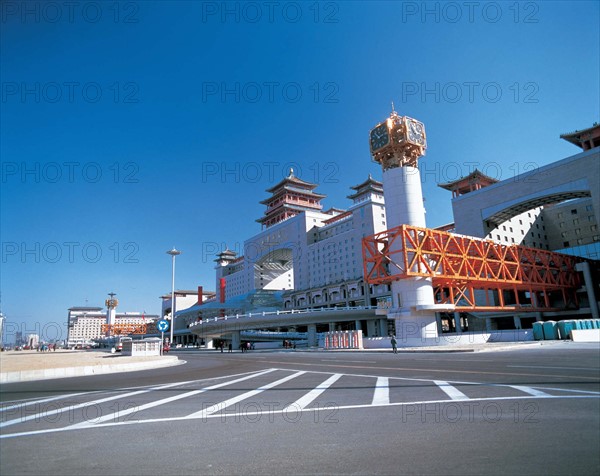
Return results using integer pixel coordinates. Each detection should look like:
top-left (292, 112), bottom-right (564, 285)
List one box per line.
top-left (0, 356), bottom-right (183, 384)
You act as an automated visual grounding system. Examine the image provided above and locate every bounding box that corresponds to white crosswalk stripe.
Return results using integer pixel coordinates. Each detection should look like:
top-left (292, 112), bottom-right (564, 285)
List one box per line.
top-left (2, 368), bottom-right (598, 440)
top-left (371, 377), bottom-right (390, 406)
top-left (188, 371), bottom-right (306, 418)
top-left (284, 373), bottom-right (342, 411)
top-left (68, 368), bottom-right (278, 428)
top-left (0, 380), bottom-right (192, 429)
top-left (433, 381), bottom-right (470, 401)
top-left (510, 385), bottom-right (552, 397)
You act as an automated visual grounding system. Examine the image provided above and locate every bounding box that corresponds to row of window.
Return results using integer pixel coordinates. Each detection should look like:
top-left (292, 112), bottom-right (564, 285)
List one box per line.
top-left (556, 205), bottom-right (594, 219)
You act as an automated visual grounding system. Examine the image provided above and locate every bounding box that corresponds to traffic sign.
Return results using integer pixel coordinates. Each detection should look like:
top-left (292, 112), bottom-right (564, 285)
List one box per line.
top-left (157, 319), bottom-right (170, 333)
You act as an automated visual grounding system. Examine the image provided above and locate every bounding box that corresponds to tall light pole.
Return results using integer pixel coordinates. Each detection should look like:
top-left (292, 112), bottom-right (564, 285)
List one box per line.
top-left (166, 248), bottom-right (181, 346)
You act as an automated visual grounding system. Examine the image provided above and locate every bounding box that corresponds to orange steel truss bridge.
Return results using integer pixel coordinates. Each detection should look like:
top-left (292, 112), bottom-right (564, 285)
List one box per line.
top-left (362, 225), bottom-right (582, 312)
top-left (101, 324), bottom-right (147, 335)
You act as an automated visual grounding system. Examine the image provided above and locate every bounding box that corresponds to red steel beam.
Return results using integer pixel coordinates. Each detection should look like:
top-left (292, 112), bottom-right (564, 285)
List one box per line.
top-left (362, 225), bottom-right (582, 312)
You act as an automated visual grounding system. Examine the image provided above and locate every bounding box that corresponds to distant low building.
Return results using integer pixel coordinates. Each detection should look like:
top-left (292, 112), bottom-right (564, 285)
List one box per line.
top-left (159, 287), bottom-right (216, 345)
top-left (67, 306), bottom-right (159, 344)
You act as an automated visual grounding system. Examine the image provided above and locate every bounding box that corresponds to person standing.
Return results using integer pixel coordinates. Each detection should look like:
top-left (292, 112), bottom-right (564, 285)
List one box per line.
top-left (390, 335), bottom-right (397, 354)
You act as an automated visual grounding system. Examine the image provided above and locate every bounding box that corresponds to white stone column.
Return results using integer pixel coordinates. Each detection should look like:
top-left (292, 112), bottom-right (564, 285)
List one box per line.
top-left (383, 166), bottom-right (438, 342)
top-left (307, 324), bottom-right (317, 347)
top-left (379, 319), bottom-right (388, 337)
top-left (513, 316), bottom-right (522, 329)
top-left (454, 312), bottom-right (463, 333)
top-left (231, 331), bottom-right (241, 351)
top-left (576, 261), bottom-right (599, 320)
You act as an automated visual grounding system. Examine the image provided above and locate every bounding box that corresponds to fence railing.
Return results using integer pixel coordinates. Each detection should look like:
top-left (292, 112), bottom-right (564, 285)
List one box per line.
top-left (189, 305), bottom-right (378, 328)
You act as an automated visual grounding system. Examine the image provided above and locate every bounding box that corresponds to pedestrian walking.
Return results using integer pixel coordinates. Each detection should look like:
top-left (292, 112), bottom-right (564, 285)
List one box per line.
top-left (390, 335), bottom-right (397, 354)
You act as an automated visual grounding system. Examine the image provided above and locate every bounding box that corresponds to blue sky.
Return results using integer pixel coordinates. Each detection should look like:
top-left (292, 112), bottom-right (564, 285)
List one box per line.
top-left (1, 1), bottom-right (598, 343)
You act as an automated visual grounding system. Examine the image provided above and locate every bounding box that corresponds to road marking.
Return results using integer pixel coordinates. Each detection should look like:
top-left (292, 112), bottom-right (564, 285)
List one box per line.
top-left (188, 370), bottom-right (305, 418)
top-left (254, 359), bottom-right (600, 380)
top-left (434, 381), bottom-right (469, 401)
top-left (371, 377), bottom-right (389, 406)
top-left (0, 380), bottom-right (197, 429)
top-left (510, 386), bottom-right (551, 397)
top-left (67, 368), bottom-right (278, 428)
top-left (320, 360), bottom-right (377, 363)
top-left (285, 373), bottom-right (343, 411)
top-left (0, 391), bottom-right (105, 413)
top-left (2, 367), bottom-right (599, 440)
top-left (3, 394), bottom-right (599, 440)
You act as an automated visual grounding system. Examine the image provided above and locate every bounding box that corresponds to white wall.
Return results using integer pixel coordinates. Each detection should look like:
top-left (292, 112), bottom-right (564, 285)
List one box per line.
top-left (363, 330), bottom-right (533, 348)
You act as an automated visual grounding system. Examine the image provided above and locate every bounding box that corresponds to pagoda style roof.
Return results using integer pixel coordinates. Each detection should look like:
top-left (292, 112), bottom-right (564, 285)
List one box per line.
top-left (560, 123), bottom-right (600, 150)
top-left (350, 174), bottom-right (383, 191)
top-left (347, 174), bottom-right (384, 200)
top-left (258, 169), bottom-right (326, 228)
top-left (438, 168), bottom-right (498, 191)
top-left (323, 207), bottom-right (346, 215)
top-left (259, 184), bottom-right (326, 205)
top-left (265, 169), bottom-right (319, 193)
top-left (214, 249), bottom-right (238, 262)
top-left (256, 203), bottom-right (323, 224)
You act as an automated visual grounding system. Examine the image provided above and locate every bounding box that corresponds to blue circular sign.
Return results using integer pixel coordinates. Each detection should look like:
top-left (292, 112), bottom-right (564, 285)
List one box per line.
top-left (157, 319), bottom-right (170, 332)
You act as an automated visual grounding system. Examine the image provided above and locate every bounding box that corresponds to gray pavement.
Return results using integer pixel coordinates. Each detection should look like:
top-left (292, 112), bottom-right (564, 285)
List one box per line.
top-left (0, 350), bottom-right (181, 384)
top-left (1, 343), bottom-right (599, 475)
top-left (0, 340), bottom-right (587, 385)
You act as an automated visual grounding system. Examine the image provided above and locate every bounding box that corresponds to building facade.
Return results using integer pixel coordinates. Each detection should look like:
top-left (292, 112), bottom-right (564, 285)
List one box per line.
top-left (213, 171), bottom-right (393, 316)
top-left (67, 306), bottom-right (159, 344)
top-left (180, 123), bottom-right (599, 341)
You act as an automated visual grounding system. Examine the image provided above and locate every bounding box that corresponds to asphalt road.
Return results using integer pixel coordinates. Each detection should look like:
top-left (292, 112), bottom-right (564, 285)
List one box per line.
top-left (1, 343), bottom-right (599, 475)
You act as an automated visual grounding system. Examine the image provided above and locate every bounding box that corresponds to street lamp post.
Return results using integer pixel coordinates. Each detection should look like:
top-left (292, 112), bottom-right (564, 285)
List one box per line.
top-left (166, 248), bottom-right (181, 346)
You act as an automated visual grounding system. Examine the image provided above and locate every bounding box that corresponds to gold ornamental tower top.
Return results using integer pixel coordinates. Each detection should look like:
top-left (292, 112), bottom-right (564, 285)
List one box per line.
top-left (369, 106), bottom-right (427, 170)
top-left (105, 292), bottom-right (118, 310)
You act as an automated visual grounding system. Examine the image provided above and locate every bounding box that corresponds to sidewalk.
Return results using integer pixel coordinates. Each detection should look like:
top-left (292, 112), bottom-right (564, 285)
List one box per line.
top-left (0, 350), bottom-right (181, 384)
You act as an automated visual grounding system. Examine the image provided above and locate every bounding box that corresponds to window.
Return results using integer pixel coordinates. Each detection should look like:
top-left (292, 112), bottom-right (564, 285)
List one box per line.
top-left (571, 209), bottom-right (578, 215)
